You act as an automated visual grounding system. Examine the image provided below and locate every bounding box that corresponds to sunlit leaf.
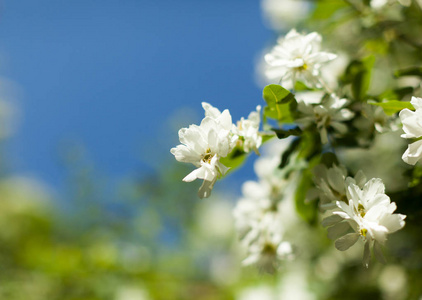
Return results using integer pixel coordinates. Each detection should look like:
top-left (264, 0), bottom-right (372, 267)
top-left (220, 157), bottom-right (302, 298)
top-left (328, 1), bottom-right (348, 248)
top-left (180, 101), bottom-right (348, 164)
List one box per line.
top-left (262, 84), bottom-right (296, 122)
top-left (370, 100), bottom-right (414, 115)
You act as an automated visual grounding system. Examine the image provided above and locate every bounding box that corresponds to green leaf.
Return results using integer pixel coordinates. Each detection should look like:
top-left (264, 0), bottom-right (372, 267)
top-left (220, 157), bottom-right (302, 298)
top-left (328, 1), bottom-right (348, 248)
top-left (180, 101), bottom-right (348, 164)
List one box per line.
top-left (263, 84), bottom-right (295, 105)
top-left (343, 56), bottom-right (375, 101)
top-left (295, 169), bottom-right (318, 224)
top-left (312, 0), bottom-right (349, 20)
top-left (220, 148), bottom-right (247, 172)
top-left (370, 100), bottom-right (414, 115)
top-left (378, 87), bottom-right (414, 101)
top-left (395, 67), bottom-right (422, 77)
top-left (272, 127), bottom-right (302, 139)
top-left (262, 84), bottom-right (296, 122)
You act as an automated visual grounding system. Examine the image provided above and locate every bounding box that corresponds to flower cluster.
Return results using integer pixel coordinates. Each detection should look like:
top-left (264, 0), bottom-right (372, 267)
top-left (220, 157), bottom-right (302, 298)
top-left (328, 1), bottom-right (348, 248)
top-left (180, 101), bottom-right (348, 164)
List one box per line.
top-left (399, 96), bottom-right (422, 165)
top-left (264, 29), bottom-right (337, 89)
top-left (317, 165), bottom-right (406, 267)
top-left (233, 140), bottom-right (294, 272)
top-left (171, 103), bottom-right (262, 198)
top-left (296, 93), bottom-right (354, 144)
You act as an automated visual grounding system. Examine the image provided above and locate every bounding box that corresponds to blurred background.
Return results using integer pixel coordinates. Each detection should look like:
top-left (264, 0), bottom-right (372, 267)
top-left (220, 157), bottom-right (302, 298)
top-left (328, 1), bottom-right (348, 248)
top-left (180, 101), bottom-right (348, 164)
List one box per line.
top-left (0, 1), bottom-right (418, 299)
top-left (0, 1), bottom-right (275, 299)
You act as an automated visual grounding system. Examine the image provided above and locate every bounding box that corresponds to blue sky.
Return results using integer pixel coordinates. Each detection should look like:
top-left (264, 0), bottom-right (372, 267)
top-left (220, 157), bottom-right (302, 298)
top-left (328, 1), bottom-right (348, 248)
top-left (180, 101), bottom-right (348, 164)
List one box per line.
top-left (0, 0), bottom-right (273, 193)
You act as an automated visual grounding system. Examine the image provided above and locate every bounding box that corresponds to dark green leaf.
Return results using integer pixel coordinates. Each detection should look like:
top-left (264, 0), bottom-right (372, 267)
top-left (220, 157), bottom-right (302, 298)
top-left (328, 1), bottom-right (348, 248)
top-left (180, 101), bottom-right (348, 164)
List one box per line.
top-left (378, 87), bottom-right (414, 101)
top-left (220, 148), bottom-right (247, 173)
top-left (395, 67), bottom-right (422, 77)
top-left (343, 56), bottom-right (375, 101)
top-left (272, 127), bottom-right (302, 139)
top-left (295, 169), bottom-right (319, 224)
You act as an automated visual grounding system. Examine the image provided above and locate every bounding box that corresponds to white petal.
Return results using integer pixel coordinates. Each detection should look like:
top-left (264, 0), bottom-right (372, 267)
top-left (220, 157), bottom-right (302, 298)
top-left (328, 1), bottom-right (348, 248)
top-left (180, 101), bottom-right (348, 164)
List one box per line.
top-left (410, 96), bottom-right (422, 110)
top-left (402, 140), bottom-right (422, 165)
top-left (202, 102), bottom-right (221, 119)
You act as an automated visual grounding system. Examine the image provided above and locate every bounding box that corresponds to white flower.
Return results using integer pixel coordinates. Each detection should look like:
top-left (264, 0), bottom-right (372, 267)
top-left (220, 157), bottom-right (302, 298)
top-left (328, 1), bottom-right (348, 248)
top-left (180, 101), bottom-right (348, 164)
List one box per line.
top-left (296, 95), bottom-right (355, 144)
top-left (232, 106), bottom-right (263, 153)
top-left (370, 0), bottom-right (410, 9)
top-left (399, 96), bottom-right (422, 165)
top-left (313, 164), bottom-right (366, 210)
top-left (241, 213), bottom-right (293, 273)
top-left (356, 103), bottom-right (400, 134)
top-left (170, 107), bottom-right (236, 198)
top-left (261, 0), bottom-right (312, 31)
top-left (264, 29), bottom-right (337, 89)
top-left (323, 178), bottom-right (406, 267)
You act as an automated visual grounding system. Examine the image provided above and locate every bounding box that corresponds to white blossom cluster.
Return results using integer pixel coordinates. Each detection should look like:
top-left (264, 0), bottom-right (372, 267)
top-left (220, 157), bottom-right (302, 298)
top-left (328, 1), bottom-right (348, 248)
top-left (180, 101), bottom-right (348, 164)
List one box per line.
top-left (316, 164), bottom-right (406, 267)
top-left (264, 29), bottom-right (337, 89)
top-left (171, 103), bottom-right (262, 198)
top-left (233, 141), bottom-right (294, 272)
top-left (296, 93), bottom-right (355, 144)
top-left (399, 96), bottom-right (422, 165)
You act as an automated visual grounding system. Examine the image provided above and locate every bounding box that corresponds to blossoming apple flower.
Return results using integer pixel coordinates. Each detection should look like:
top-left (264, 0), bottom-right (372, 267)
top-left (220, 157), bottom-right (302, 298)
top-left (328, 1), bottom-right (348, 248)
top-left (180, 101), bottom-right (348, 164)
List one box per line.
top-left (313, 163), bottom-right (366, 210)
top-left (170, 109), bottom-right (237, 198)
top-left (203, 102), bottom-right (262, 154)
top-left (232, 105), bottom-right (262, 154)
top-left (241, 213), bottom-right (293, 273)
top-left (296, 94), bottom-right (355, 144)
top-left (233, 140), bottom-right (295, 271)
top-left (323, 178), bottom-right (406, 267)
top-left (399, 96), bottom-right (422, 165)
top-left (264, 29), bottom-right (337, 89)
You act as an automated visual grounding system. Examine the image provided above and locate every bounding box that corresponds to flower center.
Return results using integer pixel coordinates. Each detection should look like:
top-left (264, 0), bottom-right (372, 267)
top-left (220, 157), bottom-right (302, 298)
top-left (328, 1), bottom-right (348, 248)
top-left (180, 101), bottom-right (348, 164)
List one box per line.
top-left (262, 243), bottom-right (277, 256)
top-left (297, 63), bottom-right (309, 72)
top-left (360, 228), bottom-right (368, 237)
top-left (358, 203), bottom-right (366, 217)
top-left (202, 148), bottom-right (214, 164)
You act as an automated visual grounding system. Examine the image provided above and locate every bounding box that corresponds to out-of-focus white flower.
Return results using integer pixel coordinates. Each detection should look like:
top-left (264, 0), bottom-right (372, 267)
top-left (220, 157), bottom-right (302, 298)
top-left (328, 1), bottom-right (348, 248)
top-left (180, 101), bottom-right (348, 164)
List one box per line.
top-left (324, 177), bottom-right (406, 267)
top-left (241, 213), bottom-right (293, 272)
top-left (114, 286), bottom-right (151, 300)
top-left (204, 102), bottom-right (263, 154)
top-left (170, 104), bottom-right (237, 198)
top-left (233, 105), bottom-right (263, 153)
top-left (356, 103), bottom-right (400, 134)
top-left (399, 96), bottom-right (422, 165)
top-left (296, 95), bottom-right (354, 144)
top-left (234, 139), bottom-right (295, 272)
top-left (313, 164), bottom-right (366, 209)
top-left (236, 285), bottom-right (277, 300)
top-left (264, 29), bottom-right (337, 89)
top-left (370, 0), bottom-right (411, 9)
top-left (370, 0), bottom-right (389, 8)
top-left (261, 0), bottom-right (312, 31)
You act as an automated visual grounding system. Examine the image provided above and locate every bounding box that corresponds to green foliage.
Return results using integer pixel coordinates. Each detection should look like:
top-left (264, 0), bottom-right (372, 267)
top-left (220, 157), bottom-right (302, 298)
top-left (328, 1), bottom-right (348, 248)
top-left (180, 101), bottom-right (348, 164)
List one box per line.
top-left (272, 127), bottom-right (302, 139)
top-left (262, 84), bottom-right (297, 123)
top-left (395, 67), bottom-right (422, 78)
top-left (370, 100), bottom-right (414, 115)
top-left (220, 147), bottom-right (247, 172)
top-left (312, 0), bottom-right (350, 20)
top-left (343, 56), bottom-right (375, 102)
top-left (295, 167), bottom-right (319, 225)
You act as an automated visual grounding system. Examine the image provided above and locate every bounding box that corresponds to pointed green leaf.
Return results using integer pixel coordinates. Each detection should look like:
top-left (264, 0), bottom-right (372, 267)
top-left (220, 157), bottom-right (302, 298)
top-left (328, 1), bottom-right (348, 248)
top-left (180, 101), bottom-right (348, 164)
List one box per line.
top-left (370, 100), bottom-right (414, 115)
top-left (262, 84), bottom-right (296, 122)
